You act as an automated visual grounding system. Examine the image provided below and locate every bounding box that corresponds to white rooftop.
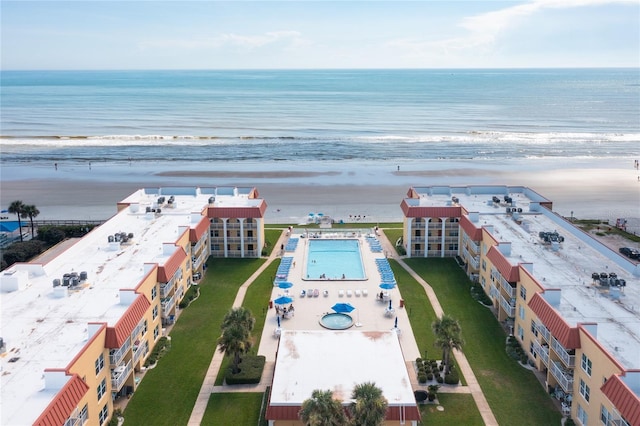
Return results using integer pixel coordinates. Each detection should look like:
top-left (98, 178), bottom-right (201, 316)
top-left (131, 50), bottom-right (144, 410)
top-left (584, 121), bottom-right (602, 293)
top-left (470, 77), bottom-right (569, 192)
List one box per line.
top-left (0, 186), bottom-right (255, 426)
top-left (270, 330), bottom-right (415, 406)
top-left (412, 186), bottom-right (640, 370)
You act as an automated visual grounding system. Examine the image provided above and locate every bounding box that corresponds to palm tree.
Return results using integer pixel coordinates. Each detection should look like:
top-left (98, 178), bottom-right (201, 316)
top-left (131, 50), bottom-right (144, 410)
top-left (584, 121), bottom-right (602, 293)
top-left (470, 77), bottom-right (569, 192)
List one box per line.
top-left (432, 314), bottom-right (464, 374)
top-left (8, 200), bottom-right (25, 242)
top-left (221, 306), bottom-right (255, 334)
top-left (21, 204), bottom-right (40, 238)
top-left (349, 382), bottom-right (388, 426)
top-left (299, 389), bottom-right (347, 426)
top-left (217, 307), bottom-right (255, 374)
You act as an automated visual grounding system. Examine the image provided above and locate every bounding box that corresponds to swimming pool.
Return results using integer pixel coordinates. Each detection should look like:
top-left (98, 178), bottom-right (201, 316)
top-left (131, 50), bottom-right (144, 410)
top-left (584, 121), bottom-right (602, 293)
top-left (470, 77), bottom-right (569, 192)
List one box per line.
top-left (319, 313), bottom-right (354, 330)
top-left (305, 239), bottom-right (366, 280)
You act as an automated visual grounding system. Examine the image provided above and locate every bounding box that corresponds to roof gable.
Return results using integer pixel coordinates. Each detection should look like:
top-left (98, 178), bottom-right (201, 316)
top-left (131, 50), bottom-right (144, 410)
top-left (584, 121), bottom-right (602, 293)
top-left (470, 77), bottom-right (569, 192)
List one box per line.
top-left (105, 295), bottom-right (151, 348)
top-left (189, 216), bottom-right (210, 242)
top-left (460, 215), bottom-right (483, 241)
top-left (486, 246), bottom-right (519, 282)
top-left (601, 374), bottom-right (640, 426)
top-left (157, 247), bottom-right (187, 283)
top-left (33, 374), bottom-right (89, 426)
top-left (528, 293), bottom-right (580, 349)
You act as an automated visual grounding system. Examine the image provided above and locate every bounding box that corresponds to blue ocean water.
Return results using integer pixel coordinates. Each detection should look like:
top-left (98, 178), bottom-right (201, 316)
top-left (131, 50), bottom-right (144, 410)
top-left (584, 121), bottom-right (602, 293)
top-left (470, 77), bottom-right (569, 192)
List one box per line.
top-left (1, 69), bottom-right (639, 163)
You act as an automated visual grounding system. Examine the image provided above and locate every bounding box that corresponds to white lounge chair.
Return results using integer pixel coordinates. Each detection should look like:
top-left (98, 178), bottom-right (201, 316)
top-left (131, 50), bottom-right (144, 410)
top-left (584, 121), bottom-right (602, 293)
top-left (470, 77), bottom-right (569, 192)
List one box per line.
top-left (355, 289), bottom-right (362, 297)
top-left (323, 289), bottom-right (329, 297)
top-left (339, 289), bottom-right (345, 297)
top-left (346, 290), bottom-right (353, 297)
top-left (362, 289), bottom-right (368, 297)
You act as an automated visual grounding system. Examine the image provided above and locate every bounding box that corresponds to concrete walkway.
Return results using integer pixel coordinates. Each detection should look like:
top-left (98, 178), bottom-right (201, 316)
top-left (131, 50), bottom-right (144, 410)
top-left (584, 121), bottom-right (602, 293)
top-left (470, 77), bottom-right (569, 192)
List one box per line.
top-left (187, 227), bottom-right (498, 426)
top-left (377, 230), bottom-right (499, 426)
top-left (187, 231), bottom-right (289, 426)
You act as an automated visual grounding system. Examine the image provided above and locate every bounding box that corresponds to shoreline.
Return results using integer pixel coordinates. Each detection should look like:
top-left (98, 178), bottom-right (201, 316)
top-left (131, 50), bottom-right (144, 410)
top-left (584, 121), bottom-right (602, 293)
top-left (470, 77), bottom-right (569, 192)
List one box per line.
top-left (1, 157), bottom-right (639, 232)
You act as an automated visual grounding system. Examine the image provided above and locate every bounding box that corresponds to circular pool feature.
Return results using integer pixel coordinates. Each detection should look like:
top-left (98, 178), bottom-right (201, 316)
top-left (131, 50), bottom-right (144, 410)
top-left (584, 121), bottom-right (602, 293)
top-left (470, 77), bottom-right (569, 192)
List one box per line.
top-left (319, 313), bottom-right (354, 330)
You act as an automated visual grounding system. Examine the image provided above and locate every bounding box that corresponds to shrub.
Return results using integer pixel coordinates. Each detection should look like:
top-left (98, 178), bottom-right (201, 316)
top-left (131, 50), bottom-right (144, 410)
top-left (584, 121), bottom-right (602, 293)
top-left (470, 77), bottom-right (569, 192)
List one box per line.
top-left (415, 357), bottom-right (422, 365)
top-left (225, 355), bottom-right (266, 385)
top-left (565, 419), bottom-right (576, 426)
top-left (144, 337), bottom-right (170, 367)
top-left (444, 371), bottom-right (460, 385)
top-left (436, 376), bottom-right (444, 384)
top-left (2, 240), bottom-right (46, 266)
top-left (418, 373), bottom-right (428, 384)
top-left (427, 373), bottom-right (434, 381)
top-left (178, 284), bottom-right (200, 309)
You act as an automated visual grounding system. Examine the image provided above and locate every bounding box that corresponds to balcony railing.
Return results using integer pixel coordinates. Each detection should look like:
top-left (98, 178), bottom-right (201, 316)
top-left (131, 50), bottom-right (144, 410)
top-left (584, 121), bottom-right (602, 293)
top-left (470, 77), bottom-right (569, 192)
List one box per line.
top-left (499, 293), bottom-right (516, 317)
top-left (160, 280), bottom-right (174, 298)
top-left (192, 250), bottom-right (207, 271)
top-left (500, 276), bottom-right (516, 298)
top-left (534, 321), bottom-right (551, 342)
top-left (468, 240), bottom-right (479, 254)
top-left (133, 340), bottom-right (149, 364)
top-left (412, 222), bottom-right (426, 229)
top-left (111, 360), bottom-right (132, 391)
top-left (161, 295), bottom-right (175, 317)
top-left (551, 337), bottom-right (575, 367)
top-left (532, 340), bottom-right (550, 366)
top-left (550, 360), bottom-right (574, 393)
top-left (109, 337), bottom-right (131, 365)
top-left (468, 255), bottom-right (480, 270)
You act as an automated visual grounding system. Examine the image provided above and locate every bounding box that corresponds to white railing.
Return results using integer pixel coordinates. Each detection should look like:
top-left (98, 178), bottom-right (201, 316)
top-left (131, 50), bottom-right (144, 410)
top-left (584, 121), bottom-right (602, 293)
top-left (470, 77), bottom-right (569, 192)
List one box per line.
top-left (534, 321), bottom-right (551, 342)
top-left (160, 280), bottom-right (174, 298)
top-left (550, 360), bottom-right (574, 393)
top-left (109, 337), bottom-right (131, 365)
top-left (111, 360), bottom-right (132, 391)
top-left (133, 340), bottom-right (149, 364)
top-left (551, 336), bottom-right (576, 367)
top-left (192, 250), bottom-right (207, 271)
top-left (161, 295), bottom-right (175, 317)
top-left (131, 319), bottom-right (145, 340)
top-left (532, 340), bottom-right (550, 366)
top-left (499, 293), bottom-right (516, 317)
top-left (500, 276), bottom-right (516, 298)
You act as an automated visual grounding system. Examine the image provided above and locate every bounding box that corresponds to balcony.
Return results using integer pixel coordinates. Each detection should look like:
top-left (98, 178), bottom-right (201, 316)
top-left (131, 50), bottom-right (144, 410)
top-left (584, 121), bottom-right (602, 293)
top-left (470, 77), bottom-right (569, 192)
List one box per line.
top-left (192, 250), bottom-right (207, 271)
top-left (109, 337), bottom-right (131, 365)
top-left (500, 276), bottom-right (516, 298)
top-left (551, 337), bottom-right (575, 367)
top-left (468, 240), bottom-right (479, 255)
top-left (161, 295), bottom-right (176, 317)
top-left (133, 340), bottom-right (149, 364)
top-left (468, 255), bottom-right (480, 270)
top-left (532, 340), bottom-right (550, 366)
top-left (111, 360), bottom-right (132, 391)
top-left (534, 321), bottom-right (551, 342)
top-left (160, 280), bottom-right (174, 298)
top-left (499, 293), bottom-right (516, 318)
top-left (550, 360), bottom-right (574, 393)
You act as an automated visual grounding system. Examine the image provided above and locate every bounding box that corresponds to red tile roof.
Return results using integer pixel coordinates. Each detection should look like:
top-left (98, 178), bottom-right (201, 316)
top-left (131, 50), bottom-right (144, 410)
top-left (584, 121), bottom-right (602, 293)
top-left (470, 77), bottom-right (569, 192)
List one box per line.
top-left (157, 247), bottom-right (187, 283)
top-left (601, 374), bottom-right (640, 426)
top-left (207, 202), bottom-right (267, 219)
top-left (33, 374), bottom-right (89, 426)
top-left (400, 200), bottom-right (462, 219)
top-left (486, 246), bottom-right (520, 282)
top-left (189, 216), bottom-right (210, 242)
top-left (528, 293), bottom-right (581, 349)
top-left (105, 294), bottom-right (151, 348)
top-left (265, 404), bottom-right (420, 421)
top-left (460, 215), bottom-right (483, 241)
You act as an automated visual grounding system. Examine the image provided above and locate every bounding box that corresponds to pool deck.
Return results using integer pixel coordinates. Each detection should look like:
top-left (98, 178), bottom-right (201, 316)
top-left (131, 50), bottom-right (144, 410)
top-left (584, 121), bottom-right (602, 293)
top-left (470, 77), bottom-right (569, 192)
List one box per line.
top-left (257, 230), bottom-right (421, 363)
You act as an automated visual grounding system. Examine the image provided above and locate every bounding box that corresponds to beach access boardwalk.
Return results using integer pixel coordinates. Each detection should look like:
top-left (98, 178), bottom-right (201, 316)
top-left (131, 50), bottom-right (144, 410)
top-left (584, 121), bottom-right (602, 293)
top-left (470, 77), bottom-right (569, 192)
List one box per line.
top-left (187, 229), bottom-right (498, 426)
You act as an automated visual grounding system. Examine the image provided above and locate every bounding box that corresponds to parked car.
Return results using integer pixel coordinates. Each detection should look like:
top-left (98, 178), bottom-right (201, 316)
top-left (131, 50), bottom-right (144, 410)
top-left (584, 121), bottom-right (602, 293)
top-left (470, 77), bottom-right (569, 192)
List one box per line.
top-left (619, 247), bottom-right (640, 259)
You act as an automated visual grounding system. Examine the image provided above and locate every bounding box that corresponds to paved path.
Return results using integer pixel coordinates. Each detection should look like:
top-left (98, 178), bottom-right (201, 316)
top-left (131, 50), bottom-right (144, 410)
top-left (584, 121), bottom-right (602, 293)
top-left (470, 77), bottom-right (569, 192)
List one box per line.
top-left (187, 231), bottom-right (289, 426)
top-left (188, 227), bottom-right (498, 426)
top-left (377, 230), bottom-right (499, 426)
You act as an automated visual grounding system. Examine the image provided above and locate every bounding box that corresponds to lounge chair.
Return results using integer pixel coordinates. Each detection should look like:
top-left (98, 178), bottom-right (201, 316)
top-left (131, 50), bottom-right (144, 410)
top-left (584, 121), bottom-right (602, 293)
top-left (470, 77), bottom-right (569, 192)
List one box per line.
top-left (339, 289), bottom-right (345, 297)
top-left (346, 290), bottom-right (353, 297)
top-left (323, 289), bottom-right (329, 297)
top-left (313, 289), bottom-right (319, 297)
top-left (362, 289), bottom-right (368, 297)
top-left (355, 289), bottom-right (362, 297)
top-left (300, 289), bottom-right (306, 298)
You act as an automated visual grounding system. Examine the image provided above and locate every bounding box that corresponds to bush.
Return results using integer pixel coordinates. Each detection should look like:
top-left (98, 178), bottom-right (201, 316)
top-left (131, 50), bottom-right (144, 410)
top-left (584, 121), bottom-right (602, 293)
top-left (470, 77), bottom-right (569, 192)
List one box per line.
top-left (444, 371), bottom-right (460, 385)
top-left (144, 337), bottom-right (170, 367)
top-left (418, 373), bottom-right (428, 384)
top-left (415, 357), bottom-right (422, 365)
top-left (436, 376), bottom-right (444, 384)
top-left (427, 373), bottom-right (434, 381)
top-left (225, 355), bottom-right (266, 385)
top-left (178, 284), bottom-right (200, 309)
top-left (2, 240), bottom-right (46, 267)
top-left (564, 419), bottom-right (576, 426)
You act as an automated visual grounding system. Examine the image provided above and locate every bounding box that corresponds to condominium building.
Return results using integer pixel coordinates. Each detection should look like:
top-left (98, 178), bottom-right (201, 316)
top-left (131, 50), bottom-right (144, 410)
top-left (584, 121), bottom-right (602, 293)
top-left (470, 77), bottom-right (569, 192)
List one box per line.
top-left (401, 185), bottom-right (640, 426)
top-left (0, 186), bottom-right (265, 426)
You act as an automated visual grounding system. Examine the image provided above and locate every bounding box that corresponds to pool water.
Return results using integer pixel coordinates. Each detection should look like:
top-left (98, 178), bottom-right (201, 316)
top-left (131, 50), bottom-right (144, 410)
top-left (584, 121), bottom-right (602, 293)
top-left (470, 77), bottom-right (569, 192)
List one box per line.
top-left (319, 313), bottom-right (354, 330)
top-left (306, 239), bottom-right (366, 280)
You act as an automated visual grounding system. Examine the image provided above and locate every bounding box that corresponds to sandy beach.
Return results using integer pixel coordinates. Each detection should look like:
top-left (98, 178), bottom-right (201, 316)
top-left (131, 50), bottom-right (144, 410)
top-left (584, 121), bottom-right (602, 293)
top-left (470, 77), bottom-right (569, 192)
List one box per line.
top-left (1, 157), bottom-right (639, 233)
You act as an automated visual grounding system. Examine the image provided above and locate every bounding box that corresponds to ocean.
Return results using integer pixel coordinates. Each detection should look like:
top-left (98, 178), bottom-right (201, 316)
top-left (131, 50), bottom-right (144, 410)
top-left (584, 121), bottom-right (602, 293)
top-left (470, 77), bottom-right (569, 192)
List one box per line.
top-left (1, 68), bottom-right (639, 165)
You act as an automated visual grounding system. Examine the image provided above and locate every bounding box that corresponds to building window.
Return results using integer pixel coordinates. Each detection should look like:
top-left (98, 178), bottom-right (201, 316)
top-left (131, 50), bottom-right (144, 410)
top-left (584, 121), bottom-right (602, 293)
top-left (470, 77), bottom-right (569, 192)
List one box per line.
top-left (142, 320), bottom-right (148, 335)
top-left (79, 404), bottom-right (88, 423)
top-left (579, 379), bottom-right (590, 403)
top-left (97, 378), bottom-right (107, 400)
top-left (517, 325), bottom-right (524, 340)
top-left (531, 320), bottom-right (539, 336)
top-left (529, 341), bottom-right (536, 357)
top-left (581, 354), bottom-right (592, 376)
top-left (152, 305), bottom-right (158, 320)
top-left (99, 404), bottom-right (109, 425)
top-left (600, 405), bottom-right (612, 425)
top-left (151, 286), bottom-right (157, 301)
top-left (520, 286), bottom-right (527, 301)
top-left (95, 353), bottom-right (104, 375)
top-left (481, 260), bottom-right (487, 271)
top-left (154, 325), bottom-right (160, 340)
top-left (577, 404), bottom-right (588, 425)
top-left (481, 276), bottom-right (486, 288)
top-left (519, 305), bottom-right (525, 320)
top-left (247, 230), bottom-right (253, 237)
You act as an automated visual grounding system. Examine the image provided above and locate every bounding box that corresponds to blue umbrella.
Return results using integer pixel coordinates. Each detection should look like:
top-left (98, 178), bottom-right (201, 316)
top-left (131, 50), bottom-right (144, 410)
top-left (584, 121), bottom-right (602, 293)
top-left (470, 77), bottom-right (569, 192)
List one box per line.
top-left (331, 302), bottom-right (355, 313)
top-left (274, 295), bottom-right (294, 305)
top-left (379, 282), bottom-right (395, 289)
top-left (278, 281), bottom-right (294, 289)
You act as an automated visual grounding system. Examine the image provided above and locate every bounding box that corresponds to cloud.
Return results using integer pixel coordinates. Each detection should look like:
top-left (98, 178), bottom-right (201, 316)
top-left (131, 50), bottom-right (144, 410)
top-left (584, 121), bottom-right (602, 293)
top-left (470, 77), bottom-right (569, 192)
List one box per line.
top-left (139, 30), bottom-right (306, 51)
top-left (387, 0), bottom-right (637, 59)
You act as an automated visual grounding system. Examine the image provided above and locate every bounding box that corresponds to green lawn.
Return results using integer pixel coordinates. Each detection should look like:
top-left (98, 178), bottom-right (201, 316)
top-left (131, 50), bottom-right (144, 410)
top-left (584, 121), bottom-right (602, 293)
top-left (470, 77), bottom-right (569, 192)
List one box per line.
top-left (420, 393), bottom-right (484, 426)
top-left (201, 393), bottom-right (263, 425)
top-left (123, 257), bottom-right (266, 426)
top-left (404, 258), bottom-right (562, 426)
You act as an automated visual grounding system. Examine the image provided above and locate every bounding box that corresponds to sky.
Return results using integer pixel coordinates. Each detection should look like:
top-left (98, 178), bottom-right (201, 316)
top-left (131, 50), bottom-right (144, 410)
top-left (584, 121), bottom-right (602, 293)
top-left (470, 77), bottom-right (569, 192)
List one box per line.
top-left (1, 0), bottom-right (638, 70)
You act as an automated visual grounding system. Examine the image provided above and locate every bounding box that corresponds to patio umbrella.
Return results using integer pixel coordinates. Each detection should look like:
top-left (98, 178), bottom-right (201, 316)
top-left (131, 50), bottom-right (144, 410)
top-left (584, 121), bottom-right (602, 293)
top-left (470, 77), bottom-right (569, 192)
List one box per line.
top-left (331, 302), bottom-right (355, 313)
top-left (379, 282), bottom-right (395, 289)
top-left (274, 295), bottom-right (294, 305)
top-left (278, 281), bottom-right (293, 289)
top-left (394, 317), bottom-right (398, 328)
top-left (389, 300), bottom-right (393, 310)
top-left (277, 316), bottom-right (281, 327)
